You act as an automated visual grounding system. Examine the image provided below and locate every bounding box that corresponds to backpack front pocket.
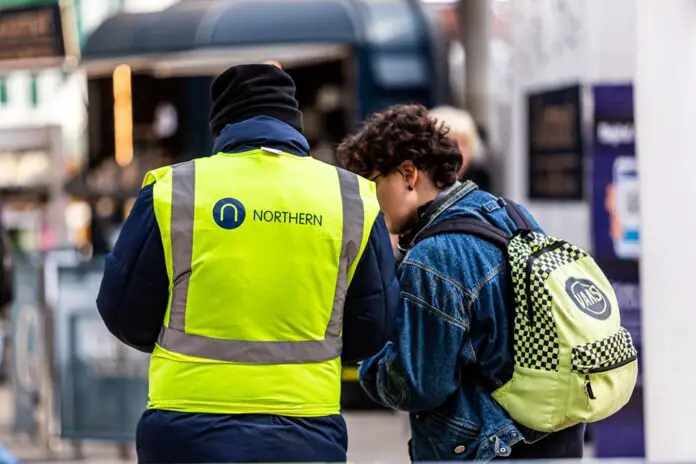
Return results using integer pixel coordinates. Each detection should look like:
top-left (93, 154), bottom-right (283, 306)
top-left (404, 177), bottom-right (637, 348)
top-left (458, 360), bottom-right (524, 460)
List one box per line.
top-left (567, 328), bottom-right (638, 423)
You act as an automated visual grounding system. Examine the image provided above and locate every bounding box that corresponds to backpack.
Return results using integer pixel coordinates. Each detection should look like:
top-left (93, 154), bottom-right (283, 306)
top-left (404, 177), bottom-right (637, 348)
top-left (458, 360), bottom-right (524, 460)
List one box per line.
top-left (415, 199), bottom-right (638, 433)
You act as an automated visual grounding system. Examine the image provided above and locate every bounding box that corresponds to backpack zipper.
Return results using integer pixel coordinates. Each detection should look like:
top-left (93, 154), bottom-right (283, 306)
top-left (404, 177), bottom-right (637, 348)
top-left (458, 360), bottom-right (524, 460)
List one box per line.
top-left (524, 241), bottom-right (567, 324)
top-left (584, 373), bottom-right (596, 402)
top-left (581, 354), bottom-right (637, 405)
top-left (583, 354), bottom-right (637, 375)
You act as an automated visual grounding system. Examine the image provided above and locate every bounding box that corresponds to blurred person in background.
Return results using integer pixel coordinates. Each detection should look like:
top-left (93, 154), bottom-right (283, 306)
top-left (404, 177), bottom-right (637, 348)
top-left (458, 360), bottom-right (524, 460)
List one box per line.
top-left (0, 222), bottom-right (18, 464)
top-left (0, 223), bottom-right (12, 313)
top-left (338, 104), bottom-right (584, 462)
top-left (429, 106), bottom-right (492, 191)
top-left (97, 64), bottom-right (398, 463)
top-left (0, 223), bottom-right (12, 383)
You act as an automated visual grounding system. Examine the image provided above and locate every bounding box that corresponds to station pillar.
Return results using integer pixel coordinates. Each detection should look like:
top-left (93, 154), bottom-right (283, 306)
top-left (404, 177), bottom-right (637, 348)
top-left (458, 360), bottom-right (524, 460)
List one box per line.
top-left (635, 0), bottom-right (696, 461)
top-left (458, 0), bottom-right (492, 124)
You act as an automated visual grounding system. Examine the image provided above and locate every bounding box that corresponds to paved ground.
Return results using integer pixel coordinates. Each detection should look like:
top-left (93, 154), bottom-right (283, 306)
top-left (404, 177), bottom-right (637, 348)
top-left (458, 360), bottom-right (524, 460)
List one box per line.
top-left (346, 412), bottom-right (410, 463)
top-left (0, 386), bottom-right (599, 463)
top-left (0, 385), bottom-right (410, 463)
top-left (0, 386), bottom-right (133, 463)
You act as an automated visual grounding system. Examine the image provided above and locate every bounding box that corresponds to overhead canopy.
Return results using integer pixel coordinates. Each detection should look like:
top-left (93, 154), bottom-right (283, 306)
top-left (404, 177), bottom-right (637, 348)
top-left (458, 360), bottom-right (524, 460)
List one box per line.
top-left (81, 0), bottom-right (427, 76)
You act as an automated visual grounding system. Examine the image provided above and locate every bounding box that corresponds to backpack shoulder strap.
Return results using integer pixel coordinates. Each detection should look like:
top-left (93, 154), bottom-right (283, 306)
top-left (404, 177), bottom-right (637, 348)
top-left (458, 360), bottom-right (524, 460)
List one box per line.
top-left (414, 217), bottom-right (510, 250)
top-left (502, 198), bottom-right (533, 231)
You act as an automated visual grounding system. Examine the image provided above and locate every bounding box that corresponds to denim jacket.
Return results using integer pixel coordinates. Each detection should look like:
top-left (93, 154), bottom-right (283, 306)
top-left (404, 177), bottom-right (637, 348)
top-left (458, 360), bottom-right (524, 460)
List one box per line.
top-left (359, 182), bottom-right (582, 462)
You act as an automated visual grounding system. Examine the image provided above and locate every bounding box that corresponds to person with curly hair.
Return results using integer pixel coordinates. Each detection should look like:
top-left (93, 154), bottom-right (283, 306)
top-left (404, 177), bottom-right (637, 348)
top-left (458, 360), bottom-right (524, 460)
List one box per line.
top-left (338, 104), bottom-right (585, 462)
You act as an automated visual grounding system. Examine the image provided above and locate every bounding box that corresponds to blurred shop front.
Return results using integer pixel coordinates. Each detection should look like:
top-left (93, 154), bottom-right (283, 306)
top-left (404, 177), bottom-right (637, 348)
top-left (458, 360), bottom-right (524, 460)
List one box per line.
top-left (0, 0), bottom-right (80, 254)
top-left (0, 0), bottom-right (117, 455)
top-left (0, 0), bottom-right (459, 455)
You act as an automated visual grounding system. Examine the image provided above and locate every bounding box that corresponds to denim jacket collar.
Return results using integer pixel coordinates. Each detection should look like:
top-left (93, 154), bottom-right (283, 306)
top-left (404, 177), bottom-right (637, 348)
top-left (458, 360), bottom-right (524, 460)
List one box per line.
top-left (399, 180), bottom-right (478, 252)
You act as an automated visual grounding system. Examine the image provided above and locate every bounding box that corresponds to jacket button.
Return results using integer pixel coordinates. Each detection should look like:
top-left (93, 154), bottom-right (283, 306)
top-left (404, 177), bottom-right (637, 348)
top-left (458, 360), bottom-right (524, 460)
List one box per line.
top-left (454, 445), bottom-right (467, 454)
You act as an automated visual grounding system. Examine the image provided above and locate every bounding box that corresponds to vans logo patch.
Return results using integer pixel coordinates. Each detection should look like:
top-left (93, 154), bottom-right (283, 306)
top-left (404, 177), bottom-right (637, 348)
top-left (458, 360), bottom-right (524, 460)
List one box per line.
top-left (565, 278), bottom-right (612, 320)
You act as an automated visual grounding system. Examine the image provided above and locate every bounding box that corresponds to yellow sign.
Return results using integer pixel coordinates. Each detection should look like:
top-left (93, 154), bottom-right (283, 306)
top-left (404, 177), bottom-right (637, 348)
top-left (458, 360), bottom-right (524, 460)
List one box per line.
top-left (341, 366), bottom-right (359, 382)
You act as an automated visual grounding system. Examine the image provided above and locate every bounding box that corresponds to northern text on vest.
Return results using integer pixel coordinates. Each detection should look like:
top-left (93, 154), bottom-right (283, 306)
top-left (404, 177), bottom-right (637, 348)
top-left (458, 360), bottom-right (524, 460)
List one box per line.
top-left (253, 209), bottom-right (323, 227)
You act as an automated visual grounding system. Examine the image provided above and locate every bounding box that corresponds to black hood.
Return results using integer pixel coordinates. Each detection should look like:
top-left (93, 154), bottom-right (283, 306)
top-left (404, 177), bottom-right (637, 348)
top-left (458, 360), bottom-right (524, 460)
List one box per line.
top-left (209, 64), bottom-right (304, 137)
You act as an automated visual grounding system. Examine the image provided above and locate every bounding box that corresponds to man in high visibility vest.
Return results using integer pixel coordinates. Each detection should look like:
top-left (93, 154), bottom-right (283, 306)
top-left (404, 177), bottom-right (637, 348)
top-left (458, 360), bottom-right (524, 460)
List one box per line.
top-left (97, 64), bottom-right (399, 463)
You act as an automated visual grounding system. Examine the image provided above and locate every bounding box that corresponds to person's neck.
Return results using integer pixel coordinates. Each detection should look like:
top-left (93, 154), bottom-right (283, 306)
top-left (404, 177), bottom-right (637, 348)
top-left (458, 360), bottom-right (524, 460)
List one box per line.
top-left (412, 181), bottom-right (464, 226)
top-left (398, 181), bottom-right (465, 250)
top-left (417, 184), bottom-right (443, 209)
top-left (406, 185), bottom-right (447, 232)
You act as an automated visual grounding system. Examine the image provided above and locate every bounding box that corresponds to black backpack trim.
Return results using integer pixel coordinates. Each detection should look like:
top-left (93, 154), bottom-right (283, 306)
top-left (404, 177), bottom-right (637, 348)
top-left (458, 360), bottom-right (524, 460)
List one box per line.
top-left (415, 217), bottom-right (510, 250)
top-left (414, 198), bottom-right (529, 249)
top-left (503, 199), bottom-right (532, 231)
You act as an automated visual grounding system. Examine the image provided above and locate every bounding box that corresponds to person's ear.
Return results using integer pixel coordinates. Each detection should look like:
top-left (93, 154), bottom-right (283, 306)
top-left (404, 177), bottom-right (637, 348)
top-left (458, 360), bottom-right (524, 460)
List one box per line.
top-left (398, 161), bottom-right (418, 190)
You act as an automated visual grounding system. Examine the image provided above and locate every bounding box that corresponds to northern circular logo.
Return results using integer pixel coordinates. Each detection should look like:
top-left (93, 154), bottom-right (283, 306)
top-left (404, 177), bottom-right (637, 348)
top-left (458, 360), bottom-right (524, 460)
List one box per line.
top-left (565, 277), bottom-right (612, 320)
top-left (213, 198), bottom-right (246, 230)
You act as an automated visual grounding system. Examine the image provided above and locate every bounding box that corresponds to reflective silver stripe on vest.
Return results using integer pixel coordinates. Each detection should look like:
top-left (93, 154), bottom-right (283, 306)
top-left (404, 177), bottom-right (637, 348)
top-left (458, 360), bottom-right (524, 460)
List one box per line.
top-left (158, 163), bottom-right (365, 364)
top-left (169, 161), bottom-right (196, 332)
top-left (326, 169), bottom-right (364, 341)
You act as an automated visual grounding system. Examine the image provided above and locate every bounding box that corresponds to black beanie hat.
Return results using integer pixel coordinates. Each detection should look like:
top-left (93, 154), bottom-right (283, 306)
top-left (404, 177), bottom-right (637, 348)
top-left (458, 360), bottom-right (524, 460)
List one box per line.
top-left (209, 64), bottom-right (304, 137)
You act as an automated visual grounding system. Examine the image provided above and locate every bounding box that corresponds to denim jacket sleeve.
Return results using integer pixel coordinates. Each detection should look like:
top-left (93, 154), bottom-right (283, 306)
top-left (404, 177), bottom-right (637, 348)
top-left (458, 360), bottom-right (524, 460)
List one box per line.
top-left (358, 259), bottom-right (472, 411)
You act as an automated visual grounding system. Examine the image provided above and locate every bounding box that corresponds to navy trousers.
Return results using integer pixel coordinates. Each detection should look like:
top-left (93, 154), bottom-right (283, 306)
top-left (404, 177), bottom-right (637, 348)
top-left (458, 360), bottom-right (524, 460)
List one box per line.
top-left (136, 410), bottom-right (348, 463)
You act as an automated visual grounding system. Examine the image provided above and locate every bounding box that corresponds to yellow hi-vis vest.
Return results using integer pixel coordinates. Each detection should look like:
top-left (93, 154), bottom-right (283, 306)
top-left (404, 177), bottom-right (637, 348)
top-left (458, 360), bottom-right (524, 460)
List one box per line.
top-left (142, 148), bottom-right (380, 417)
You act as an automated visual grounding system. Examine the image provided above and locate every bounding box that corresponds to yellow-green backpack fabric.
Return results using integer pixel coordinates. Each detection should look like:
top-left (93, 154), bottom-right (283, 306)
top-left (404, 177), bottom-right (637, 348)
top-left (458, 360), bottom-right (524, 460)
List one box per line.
top-left (415, 199), bottom-right (638, 433)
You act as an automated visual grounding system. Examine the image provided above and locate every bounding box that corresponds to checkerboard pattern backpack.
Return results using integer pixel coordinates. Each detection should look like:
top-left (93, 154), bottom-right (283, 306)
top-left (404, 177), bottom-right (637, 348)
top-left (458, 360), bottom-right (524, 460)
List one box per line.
top-left (415, 199), bottom-right (638, 433)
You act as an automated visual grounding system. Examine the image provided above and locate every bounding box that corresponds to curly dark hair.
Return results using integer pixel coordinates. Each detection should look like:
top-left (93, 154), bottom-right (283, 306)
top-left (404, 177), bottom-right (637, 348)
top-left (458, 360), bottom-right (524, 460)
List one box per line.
top-left (337, 104), bottom-right (462, 188)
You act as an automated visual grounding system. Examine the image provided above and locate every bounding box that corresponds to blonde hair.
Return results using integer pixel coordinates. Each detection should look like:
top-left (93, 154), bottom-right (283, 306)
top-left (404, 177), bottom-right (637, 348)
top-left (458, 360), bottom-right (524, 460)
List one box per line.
top-left (429, 106), bottom-right (484, 164)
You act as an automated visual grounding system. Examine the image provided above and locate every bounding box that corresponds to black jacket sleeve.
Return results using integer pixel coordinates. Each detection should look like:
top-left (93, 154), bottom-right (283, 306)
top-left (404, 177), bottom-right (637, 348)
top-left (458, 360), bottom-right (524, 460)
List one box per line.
top-left (96, 184), bottom-right (169, 352)
top-left (341, 213), bottom-right (399, 363)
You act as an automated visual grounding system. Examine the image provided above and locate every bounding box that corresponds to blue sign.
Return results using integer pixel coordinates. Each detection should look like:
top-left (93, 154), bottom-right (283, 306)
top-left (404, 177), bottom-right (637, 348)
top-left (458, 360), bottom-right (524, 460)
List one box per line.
top-left (213, 198), bottom-right (246, 230)
top-left (591, 84), bottom-right (644, 459)
top-left (591, 85), bottom-right (638, 262)
top-left (591, 83), bottom-right (642, 374)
